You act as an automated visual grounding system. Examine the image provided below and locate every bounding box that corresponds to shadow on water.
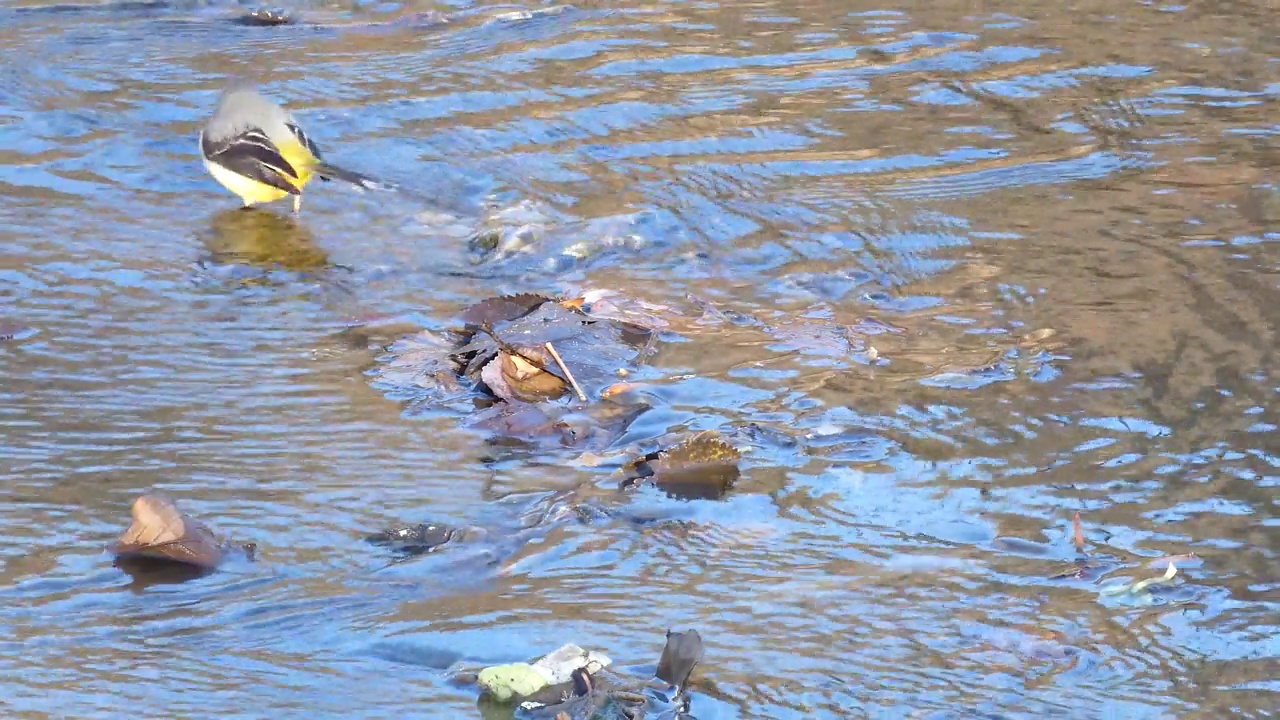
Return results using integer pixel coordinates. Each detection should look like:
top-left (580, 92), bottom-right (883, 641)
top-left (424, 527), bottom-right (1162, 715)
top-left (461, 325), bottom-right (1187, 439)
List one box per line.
top-left (1, 0), bottom-right (1278, 717)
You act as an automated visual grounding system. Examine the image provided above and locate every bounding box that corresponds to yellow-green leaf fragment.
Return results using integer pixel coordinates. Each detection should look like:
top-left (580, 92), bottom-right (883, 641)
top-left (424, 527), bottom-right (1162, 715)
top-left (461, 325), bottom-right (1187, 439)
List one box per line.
top-left (477, 662), bottom-right (549, 702)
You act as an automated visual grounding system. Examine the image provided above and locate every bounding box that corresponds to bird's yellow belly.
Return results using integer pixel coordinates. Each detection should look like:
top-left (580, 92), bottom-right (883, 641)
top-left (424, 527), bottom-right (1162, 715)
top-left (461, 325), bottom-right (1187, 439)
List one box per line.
top-left (204, 158), bottom-right (293, 206)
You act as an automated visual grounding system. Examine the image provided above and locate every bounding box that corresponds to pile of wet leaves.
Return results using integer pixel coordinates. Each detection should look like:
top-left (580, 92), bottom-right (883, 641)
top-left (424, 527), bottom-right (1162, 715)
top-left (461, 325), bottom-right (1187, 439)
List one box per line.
top-left (367, 290), bottom-right (696, 448)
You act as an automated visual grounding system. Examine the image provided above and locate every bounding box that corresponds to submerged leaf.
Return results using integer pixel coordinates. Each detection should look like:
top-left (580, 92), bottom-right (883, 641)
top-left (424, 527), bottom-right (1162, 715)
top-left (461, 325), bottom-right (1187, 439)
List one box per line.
top-left (111, 495), bottom-right (225, 569)
top-left (620, 431), bottom-right (741, 500)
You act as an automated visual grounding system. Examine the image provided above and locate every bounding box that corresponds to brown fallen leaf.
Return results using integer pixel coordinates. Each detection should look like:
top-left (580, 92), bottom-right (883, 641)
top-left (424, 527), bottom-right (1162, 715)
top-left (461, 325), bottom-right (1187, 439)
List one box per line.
top-left (480, 347), bottom-right (567, 403)
top-left (620, 430), bottom-right (741, 500)
top-left (111, 495), bottom-right (226, 569)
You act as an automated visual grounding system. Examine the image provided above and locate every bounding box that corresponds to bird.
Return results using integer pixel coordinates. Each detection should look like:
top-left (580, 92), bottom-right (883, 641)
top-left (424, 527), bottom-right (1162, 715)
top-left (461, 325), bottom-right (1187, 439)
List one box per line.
top-left (198, 83), bottom-right (379, 213)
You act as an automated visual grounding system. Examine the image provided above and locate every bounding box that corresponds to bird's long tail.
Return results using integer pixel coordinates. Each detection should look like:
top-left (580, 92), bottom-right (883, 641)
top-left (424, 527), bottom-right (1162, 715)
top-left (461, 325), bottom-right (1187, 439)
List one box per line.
top-left (315, 162), bottom-right (397, 192)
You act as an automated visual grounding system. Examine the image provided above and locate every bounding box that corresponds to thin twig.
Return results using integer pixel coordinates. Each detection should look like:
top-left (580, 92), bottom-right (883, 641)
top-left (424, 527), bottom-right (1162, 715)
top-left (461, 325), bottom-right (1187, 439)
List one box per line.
top-left (544, 341), bottom-right (587, 402)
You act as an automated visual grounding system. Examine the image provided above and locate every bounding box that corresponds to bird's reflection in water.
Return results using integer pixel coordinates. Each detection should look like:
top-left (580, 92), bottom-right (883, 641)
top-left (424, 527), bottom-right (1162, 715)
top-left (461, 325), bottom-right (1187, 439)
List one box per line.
top-left (195, 208), bottom-right (352, 288)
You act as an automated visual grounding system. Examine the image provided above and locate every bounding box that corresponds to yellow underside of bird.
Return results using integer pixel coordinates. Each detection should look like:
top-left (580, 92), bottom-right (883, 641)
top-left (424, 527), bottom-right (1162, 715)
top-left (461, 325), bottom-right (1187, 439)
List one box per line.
top-left (203, 141), bottom-right (318, 207)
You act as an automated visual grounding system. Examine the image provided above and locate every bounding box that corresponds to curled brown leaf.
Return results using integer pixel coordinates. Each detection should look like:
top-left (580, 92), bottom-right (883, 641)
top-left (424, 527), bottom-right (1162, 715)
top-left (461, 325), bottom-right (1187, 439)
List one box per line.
top-left (111, 495), bottom-right (224, 569)
top-left (480, 348), bottom-right (567, 403)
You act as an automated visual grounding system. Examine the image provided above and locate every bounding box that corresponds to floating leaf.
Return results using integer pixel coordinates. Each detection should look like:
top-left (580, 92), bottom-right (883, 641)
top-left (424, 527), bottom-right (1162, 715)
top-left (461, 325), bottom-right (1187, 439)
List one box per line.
top-left (620, 431), bottom-right (741, 500)
top-left (111, 495), bottom-right (225, 569)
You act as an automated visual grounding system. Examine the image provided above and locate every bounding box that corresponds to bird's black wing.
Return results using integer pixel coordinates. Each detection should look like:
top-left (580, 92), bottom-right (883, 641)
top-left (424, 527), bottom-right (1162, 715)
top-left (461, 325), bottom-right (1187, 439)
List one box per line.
top-left (201, 127), bottom-right (300, 195)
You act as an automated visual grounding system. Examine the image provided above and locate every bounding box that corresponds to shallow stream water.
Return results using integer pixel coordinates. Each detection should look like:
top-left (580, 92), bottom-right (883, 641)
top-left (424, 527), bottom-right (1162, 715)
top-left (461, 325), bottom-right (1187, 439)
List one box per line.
top-left (1, 0), bottom-right (1278, 717)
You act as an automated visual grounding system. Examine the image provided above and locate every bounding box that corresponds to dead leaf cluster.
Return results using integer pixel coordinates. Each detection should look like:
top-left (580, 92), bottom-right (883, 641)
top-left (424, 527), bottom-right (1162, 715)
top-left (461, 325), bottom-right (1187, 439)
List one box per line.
top-left (454, 293), bottom-right (654, 406)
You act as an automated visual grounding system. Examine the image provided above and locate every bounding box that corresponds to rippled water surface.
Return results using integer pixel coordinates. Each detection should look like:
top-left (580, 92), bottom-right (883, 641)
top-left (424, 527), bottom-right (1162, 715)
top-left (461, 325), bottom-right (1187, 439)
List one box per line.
top-left (2, 0), bottom-right (1279, 717)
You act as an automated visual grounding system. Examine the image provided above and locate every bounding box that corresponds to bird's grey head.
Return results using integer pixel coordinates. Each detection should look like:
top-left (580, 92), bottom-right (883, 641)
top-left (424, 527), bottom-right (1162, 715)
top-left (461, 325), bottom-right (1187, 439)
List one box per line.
top-left (204, 84), bottom-right (295, 141)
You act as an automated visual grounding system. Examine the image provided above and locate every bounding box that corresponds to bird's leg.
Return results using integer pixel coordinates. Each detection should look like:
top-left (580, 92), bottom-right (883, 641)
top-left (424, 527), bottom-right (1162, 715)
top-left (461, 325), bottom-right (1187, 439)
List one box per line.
top-left (293, 194), bottom-right (302, 214)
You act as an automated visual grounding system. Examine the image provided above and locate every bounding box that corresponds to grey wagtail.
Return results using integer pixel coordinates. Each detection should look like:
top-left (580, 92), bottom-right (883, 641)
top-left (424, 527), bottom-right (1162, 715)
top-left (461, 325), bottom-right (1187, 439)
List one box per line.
top-left (199, 84), bottom-right (379, 213)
